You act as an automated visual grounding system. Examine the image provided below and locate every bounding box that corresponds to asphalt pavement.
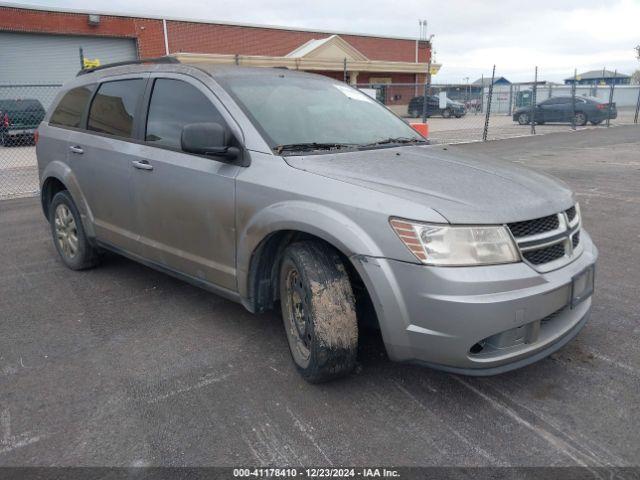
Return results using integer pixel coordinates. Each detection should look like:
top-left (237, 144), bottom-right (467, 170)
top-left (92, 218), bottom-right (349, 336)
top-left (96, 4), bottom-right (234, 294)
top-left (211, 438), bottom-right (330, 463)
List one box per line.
top-left (0, 126), bottom-right (638, 468)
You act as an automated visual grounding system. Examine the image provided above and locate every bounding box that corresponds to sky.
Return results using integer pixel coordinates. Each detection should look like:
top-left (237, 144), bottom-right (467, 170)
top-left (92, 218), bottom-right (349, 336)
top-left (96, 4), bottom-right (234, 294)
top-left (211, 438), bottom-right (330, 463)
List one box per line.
top-left (4, 0), bottom-right (640, 83)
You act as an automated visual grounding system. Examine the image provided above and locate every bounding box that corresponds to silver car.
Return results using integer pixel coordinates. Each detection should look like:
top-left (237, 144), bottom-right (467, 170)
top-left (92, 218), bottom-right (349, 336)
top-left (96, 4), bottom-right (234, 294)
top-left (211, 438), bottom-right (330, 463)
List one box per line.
top-left (36, 58), bottom-right (597, 383)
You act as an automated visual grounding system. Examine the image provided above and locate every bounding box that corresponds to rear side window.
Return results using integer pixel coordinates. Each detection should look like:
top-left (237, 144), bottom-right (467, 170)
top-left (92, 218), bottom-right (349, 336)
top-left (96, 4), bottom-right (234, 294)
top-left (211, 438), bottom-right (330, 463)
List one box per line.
top-left (50, 87), bottom-right (93, 128)
top-left (88, 79), bottom-right (145, 138)
top-left (145, 78), bottom-right (225, 150)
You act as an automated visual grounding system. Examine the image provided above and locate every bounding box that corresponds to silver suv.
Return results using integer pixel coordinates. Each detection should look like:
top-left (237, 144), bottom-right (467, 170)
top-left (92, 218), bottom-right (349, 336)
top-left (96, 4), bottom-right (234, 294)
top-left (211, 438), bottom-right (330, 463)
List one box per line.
top-left (36, 58), bottom-right (597, 382)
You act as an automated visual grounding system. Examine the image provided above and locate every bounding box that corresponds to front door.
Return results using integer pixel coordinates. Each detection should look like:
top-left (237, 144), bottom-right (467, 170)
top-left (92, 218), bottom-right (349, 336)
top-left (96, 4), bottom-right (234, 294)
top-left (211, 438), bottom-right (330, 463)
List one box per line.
top-left (130, 75), bottom-right (240, 290)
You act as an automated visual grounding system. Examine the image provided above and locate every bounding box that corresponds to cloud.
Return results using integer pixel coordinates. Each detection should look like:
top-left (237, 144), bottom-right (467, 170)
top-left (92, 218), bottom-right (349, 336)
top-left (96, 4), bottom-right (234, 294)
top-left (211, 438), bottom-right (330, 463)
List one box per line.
top-left (4, 0), bottom-right (638, 82)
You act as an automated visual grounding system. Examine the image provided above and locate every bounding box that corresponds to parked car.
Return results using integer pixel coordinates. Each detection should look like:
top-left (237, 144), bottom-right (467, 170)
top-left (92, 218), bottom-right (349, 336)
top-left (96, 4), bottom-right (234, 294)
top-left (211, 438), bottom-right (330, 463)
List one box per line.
top-left (408, 95), bottom-right (466, 118)
top-left (36, 59), bottom-right (597, 383)
top-left (512, 95), bottom-right (616, 126)
top-left (0, 98), bottom-right (46, 146)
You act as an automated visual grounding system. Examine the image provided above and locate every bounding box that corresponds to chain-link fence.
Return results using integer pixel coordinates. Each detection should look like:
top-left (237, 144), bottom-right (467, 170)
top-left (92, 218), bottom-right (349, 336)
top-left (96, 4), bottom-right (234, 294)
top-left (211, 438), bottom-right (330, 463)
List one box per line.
top-left (359, 74), bottom-right (640, 145)
top-left (0, 84), bottom-right (61, 199)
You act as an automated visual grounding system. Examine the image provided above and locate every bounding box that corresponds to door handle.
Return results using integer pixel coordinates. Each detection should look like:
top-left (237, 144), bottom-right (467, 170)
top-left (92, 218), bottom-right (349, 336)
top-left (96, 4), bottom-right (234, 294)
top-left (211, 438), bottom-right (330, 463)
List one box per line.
top-left (132, 160), bottom-right (153, 171)
top-left (69, 145), bottom-right (84, 154)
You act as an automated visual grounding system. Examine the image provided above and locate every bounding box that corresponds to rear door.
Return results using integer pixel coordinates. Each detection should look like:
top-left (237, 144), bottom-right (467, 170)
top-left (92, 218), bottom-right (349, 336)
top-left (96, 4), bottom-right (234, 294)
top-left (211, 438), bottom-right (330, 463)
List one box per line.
top-left (66, 75), bottom-right (148, 253)
top-left (130, 74), bottom-right (240, 290)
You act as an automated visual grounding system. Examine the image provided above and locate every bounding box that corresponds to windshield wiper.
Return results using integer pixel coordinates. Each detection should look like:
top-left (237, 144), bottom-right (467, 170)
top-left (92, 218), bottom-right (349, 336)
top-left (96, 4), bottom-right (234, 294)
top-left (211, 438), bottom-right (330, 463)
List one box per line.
top-left (274, 142), bottom-right (356, 154)
top-left (359, 137), bottom-right (427, 149)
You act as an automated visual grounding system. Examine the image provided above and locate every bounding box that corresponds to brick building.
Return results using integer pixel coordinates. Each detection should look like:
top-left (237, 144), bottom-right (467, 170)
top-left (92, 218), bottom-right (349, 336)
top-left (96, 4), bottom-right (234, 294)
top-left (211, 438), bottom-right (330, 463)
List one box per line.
top-left (0, 4), bottom-right (437, 90)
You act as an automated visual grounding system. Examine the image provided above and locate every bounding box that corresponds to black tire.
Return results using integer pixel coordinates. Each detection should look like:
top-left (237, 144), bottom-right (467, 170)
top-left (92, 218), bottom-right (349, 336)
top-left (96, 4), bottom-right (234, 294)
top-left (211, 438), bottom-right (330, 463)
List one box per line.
top-left (454, 114), bottom-right (463, 119)
top-left (442, 108), bottom-right (452, 119)
top-left (574, 112), bottom-right (588, 126)
top-left (49, 190), bottom-right (100, 270)
top-left (517, 113), bottom-right (529, 125)
top-left (279, 241), bottom-right (358, 383)
top-left (590, 120), bottom-right (602, 125)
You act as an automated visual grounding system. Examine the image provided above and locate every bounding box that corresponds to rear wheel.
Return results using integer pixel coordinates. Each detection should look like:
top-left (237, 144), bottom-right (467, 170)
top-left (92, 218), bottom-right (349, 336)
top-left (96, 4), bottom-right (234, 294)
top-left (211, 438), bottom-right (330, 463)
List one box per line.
top-left (49, 190), bottom-right (100, 270)
top-left (279, 241), bottom-right (358, 383)
top-left (574, 112), bottom-right (588, 126)
top-left (590, 119), bottom-right (602, 125)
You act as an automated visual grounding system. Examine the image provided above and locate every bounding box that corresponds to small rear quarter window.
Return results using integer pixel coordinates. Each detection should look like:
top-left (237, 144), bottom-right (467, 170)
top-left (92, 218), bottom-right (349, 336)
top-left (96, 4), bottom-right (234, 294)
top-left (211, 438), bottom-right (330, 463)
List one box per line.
top-left (50, 86), bottom-right (94, 128)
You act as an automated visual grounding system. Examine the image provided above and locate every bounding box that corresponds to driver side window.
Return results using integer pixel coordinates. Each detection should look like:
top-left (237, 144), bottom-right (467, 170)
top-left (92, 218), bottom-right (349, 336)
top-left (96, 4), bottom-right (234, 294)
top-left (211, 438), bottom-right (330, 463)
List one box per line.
top-left (145, 78), bottom-right (225, 151)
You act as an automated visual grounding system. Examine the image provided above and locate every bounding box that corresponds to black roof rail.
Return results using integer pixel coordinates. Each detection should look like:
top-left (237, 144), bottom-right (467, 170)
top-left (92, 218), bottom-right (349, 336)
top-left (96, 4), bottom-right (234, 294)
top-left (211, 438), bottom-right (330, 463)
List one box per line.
top-left (77, 56), bottom-right (180, 76)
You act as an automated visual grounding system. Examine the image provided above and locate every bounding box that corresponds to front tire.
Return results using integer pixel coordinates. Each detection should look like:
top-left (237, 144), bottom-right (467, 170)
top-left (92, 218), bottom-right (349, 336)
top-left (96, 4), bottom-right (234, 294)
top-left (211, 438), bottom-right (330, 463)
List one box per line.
top-left (442, 108), bottom-right (452, 119)
top-left (49, 190), bottom-right (100, 270)
top-left (517, 113), bottom-right (529, 125)
top-left (279, 241), bottom-right (358, 383)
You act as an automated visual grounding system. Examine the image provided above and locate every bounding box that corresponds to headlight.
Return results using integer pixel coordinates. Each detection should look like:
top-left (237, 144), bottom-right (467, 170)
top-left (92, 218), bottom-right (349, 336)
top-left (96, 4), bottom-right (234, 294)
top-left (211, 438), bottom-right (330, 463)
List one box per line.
top-left (390, 218), bottom-right (520, 266)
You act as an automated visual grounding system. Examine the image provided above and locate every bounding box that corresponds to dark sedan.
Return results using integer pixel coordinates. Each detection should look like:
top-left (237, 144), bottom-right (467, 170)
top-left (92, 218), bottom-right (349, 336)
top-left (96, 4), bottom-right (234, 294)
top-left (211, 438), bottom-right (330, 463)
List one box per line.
top-left (513, 95), bottom-right (616, 126)
top-left (408, 95), bottom-right (466, 118)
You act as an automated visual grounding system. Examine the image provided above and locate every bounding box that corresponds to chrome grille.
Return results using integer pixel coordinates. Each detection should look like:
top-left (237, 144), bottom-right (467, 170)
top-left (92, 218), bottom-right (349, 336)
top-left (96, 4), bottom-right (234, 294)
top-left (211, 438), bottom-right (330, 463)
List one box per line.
top-left (508, 204), bottom-right (582, 272)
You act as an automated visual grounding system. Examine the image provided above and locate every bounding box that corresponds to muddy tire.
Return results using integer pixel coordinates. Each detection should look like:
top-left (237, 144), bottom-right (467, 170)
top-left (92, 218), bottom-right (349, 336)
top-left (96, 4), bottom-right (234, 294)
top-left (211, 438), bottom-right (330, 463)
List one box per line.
top-left (279, 241), bottom-right (358, 383)
top-left (49, 190), bottom-right (100, 270)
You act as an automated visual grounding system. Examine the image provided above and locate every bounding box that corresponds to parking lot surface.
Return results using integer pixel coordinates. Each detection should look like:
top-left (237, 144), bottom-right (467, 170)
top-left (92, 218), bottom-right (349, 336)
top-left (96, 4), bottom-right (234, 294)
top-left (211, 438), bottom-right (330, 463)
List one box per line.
top-left (0, 126), bottom-right (639, 468)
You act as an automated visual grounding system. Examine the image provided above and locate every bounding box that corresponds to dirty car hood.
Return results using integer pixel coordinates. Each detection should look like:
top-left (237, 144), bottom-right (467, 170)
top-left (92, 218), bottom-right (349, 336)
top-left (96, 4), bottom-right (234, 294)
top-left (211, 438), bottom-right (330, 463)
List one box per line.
top-left (284, 145), bottom-right (574, 224)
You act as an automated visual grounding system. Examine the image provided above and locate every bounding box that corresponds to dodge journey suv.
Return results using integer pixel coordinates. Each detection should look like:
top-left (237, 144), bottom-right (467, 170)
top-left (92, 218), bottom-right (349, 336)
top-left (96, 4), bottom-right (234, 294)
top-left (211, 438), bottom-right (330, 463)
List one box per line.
top-left (36, 57), bottom-right (597, 383)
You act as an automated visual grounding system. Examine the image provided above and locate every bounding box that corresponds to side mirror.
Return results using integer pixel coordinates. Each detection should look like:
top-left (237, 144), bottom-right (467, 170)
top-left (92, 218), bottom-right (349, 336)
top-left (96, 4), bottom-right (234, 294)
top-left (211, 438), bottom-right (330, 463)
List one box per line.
top-left (181, 122), bottom-right (239, 161)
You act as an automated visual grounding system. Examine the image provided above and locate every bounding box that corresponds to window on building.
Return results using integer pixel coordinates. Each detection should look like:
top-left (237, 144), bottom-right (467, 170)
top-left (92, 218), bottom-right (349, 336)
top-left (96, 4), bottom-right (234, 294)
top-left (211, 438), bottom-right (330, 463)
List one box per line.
top-left (88, 79), bottom-right (145, 138)
top-left (145, 78), bottom-right (225, 150)
top-left (50, 85), bottom-right (95, 128)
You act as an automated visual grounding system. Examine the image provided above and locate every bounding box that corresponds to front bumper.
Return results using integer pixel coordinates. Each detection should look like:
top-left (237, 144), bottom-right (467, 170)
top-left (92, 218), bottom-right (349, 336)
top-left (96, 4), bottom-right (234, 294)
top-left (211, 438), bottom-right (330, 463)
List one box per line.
top-left (355, 230), bottom-right (598, 375)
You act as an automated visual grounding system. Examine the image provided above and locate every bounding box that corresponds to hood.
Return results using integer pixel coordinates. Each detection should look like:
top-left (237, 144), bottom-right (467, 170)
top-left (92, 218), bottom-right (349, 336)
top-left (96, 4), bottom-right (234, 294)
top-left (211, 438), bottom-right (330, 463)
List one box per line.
top-left (284, 145), bottom-right (574, 224)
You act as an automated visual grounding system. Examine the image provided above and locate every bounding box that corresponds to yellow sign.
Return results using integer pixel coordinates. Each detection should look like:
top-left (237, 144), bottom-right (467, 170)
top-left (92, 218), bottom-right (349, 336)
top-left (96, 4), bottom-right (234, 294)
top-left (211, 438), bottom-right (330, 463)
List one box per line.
top-left (83, 58), bottom-right (101, 69)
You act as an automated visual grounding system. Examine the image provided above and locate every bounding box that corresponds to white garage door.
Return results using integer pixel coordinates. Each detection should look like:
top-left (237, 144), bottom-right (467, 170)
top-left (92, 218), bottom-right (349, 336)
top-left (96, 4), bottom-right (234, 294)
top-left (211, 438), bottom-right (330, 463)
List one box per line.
top-left (0, 32), bottom-right (138, 108)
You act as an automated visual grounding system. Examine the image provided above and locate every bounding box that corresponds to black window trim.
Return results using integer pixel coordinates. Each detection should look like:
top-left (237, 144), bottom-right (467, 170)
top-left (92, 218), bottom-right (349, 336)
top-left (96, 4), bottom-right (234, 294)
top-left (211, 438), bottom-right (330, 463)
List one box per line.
top-left (86, 76), bottom-right (149, 142)
top-left (139, 74), bottom-right (240, 160)
top-left (48, 83), bottom-right (97, 133)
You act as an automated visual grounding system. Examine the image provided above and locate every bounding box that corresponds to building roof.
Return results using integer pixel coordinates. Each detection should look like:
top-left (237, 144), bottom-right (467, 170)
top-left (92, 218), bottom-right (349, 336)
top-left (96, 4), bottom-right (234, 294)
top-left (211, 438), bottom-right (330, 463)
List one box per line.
top-left (285, 35), bottom-right (368, 61)
top-left (472, 76), bottom-right (511, 86)
top-left (566, 70), bottom-right (630, 81)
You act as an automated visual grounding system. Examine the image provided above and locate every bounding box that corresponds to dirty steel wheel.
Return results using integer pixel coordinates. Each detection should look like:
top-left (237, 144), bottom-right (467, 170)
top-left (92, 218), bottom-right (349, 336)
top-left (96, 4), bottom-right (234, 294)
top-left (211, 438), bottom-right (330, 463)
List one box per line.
top-left (574, 112), bottom-right (587, 126)
top-left (442, 108), bottom-right (452, 119)
top-left (518, 113), bottom-right (529, 125)
top-left (279, 241), bottom-right (358, 383)
top-left (49, 190), bottom-right (100, 270)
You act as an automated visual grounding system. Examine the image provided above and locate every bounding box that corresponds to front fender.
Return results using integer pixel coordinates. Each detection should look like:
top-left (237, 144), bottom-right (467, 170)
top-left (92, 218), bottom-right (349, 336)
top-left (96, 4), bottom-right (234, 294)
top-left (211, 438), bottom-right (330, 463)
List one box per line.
top-left (236, 200), bottom-right (387, 299)
top-left (41, 160), bottom-right (96, 239)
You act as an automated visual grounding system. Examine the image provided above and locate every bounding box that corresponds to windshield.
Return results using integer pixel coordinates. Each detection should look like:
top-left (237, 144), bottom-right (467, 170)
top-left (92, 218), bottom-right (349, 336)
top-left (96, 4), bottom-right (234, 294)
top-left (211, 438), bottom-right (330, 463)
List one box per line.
top-left (219, 72), bottom-right (423, 152)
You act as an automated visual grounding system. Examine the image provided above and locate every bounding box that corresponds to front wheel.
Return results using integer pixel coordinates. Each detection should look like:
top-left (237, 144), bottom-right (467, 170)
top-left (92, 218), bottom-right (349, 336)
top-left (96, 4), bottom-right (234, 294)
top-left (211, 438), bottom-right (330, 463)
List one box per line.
top-left (442, 108), bottom-right (452, 119)
top-left (279, 241), bottom-right (358, 383)
top-left (517, 113), bottom-right (529, 125)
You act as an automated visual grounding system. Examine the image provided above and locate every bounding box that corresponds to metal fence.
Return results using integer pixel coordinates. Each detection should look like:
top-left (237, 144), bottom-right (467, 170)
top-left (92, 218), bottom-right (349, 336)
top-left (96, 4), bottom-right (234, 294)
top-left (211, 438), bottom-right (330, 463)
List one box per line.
top-left (1, 67), bottom-right (639, 200)
top-left (0, 84), bottom-right (61, 199)
top-left (358, 72), bottom-right (640, 145)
